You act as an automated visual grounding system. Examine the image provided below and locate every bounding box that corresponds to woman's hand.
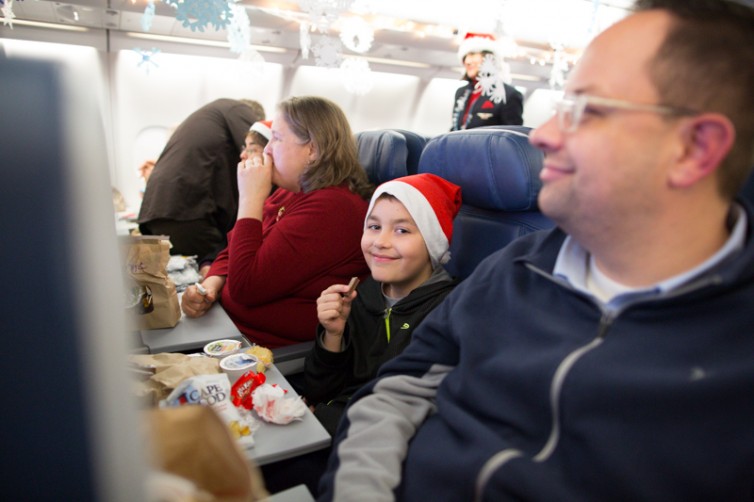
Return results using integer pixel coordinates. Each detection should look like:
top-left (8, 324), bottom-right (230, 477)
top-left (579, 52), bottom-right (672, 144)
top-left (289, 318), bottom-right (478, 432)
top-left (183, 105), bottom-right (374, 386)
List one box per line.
top-left (317, 283), bottom-right (357, 352)
top-left (237, 153), bottom-right (273, 220)
top-left (181, 275), bottom-right (226, 318)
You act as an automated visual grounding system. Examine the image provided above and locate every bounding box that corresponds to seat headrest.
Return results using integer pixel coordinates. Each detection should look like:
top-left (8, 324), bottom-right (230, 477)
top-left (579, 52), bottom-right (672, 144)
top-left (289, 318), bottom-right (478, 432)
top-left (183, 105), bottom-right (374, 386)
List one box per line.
top-left (355, 130), bottom-right (409, 185)
top-left (390, 129), bottom-right (429, 174)
top-left (418, 128), bottom-right (544, 211)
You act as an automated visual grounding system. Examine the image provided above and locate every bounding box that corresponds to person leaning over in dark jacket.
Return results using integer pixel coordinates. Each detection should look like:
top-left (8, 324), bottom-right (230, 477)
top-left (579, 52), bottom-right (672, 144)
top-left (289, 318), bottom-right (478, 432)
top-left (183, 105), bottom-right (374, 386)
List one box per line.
top-left (304, 173), bottom-right (462, 436)
top-left (451, 32), bottom-right (524, 131)
top-left (138, 98), bottom-right (265, 264)
top-left (321, 1), bottom-right (754, 501)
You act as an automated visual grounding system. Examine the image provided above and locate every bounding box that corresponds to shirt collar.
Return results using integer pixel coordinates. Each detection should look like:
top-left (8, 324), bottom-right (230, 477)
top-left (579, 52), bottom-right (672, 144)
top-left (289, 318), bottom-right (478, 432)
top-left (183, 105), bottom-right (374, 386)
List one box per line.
top-left (553, 204), bottom-right (747, 305)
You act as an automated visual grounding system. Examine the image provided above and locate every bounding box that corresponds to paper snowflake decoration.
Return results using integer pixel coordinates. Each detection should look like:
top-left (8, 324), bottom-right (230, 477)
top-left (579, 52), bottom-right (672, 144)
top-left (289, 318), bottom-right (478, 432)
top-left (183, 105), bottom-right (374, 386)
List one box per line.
top-left (1, 0), bottom-right (16, 29)
top-left (299, 0), bottom-right (354, 33)
top-left (312, 35), bottom-right (343, 68)
top-left (341, 56), bottom-right (373, 95)
top-left (237, 47), bottom-right (266, 78)
top-left (133, 47), bottom-right (161, 75)
top-left (163, 0), bottom-right (233, 32)
top-left (227, 3), bottom-right (251, 54)
top-left (299, 22), bottom-right (312, 60)
top-left (339, 17), bottom-right (373, 54)
top-left (141, 1), bottom-right (155, 32)
top-left (549, 47), bottom-right (570, 90)
top-left (477, 54), bottom-right (507, 104)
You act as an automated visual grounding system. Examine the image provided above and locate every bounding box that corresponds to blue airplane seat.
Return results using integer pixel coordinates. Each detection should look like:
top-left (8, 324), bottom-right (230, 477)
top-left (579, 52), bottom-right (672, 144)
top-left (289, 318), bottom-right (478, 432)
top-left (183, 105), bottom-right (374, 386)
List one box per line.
top-left (418, 127), bottom-right (555, 280)
top-left (390, 129), bottom-right (430, 175)
top-left (355, 129), bottom-right (409, 185)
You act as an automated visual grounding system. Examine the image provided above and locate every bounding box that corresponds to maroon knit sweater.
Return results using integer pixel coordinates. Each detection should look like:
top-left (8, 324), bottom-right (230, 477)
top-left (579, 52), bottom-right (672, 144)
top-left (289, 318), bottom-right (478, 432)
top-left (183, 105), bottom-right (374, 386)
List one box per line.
top-left (208, 184), bottom-right (369, 348)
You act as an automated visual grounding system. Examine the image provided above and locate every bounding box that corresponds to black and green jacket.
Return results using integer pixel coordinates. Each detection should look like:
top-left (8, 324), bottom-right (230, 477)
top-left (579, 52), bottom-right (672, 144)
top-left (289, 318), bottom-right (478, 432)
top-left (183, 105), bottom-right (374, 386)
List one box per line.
top-left (303, 270), bottom-right (457, 435)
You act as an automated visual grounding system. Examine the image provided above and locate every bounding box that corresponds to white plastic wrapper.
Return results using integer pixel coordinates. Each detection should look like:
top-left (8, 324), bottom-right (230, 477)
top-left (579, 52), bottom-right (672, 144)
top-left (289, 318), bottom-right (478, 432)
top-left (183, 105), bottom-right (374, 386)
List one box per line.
top-left (161, 373), bottom-right (257, 448)
top-left (251, 383), bottom-right (307, 424)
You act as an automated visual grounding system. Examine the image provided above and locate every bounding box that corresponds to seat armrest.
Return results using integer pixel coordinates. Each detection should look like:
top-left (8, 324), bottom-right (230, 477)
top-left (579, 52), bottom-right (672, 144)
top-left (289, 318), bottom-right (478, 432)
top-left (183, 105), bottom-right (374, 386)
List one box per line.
top-left (271, 341), bottom-right (314, 376)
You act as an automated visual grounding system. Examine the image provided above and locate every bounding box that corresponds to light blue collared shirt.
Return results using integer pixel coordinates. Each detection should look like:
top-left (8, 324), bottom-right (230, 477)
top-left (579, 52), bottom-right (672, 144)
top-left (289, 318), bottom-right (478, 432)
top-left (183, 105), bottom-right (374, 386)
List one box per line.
top-left (552, 205), bottom-right (747, 310)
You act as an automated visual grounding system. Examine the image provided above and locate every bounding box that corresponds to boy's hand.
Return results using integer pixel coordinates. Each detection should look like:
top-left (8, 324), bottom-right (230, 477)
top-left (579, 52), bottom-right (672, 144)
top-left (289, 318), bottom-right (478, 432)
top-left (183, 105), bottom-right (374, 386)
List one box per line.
top-left (317, 281), bottom-right (359, 350)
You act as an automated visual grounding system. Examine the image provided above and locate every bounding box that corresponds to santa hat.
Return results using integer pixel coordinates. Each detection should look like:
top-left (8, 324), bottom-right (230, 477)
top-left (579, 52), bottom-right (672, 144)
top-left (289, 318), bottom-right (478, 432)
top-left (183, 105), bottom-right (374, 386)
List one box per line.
top-left (366, 173), bottom-right (462, 269)
top-left (458, 32), bottom-right (500, 63)
top-left (249, 120), bottom-right (272, 141)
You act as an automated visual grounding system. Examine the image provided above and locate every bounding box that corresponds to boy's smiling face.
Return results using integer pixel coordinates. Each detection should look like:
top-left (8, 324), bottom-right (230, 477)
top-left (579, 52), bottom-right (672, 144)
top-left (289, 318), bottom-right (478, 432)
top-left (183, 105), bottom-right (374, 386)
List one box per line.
top-left (361, 196), bottom-right (434, 299)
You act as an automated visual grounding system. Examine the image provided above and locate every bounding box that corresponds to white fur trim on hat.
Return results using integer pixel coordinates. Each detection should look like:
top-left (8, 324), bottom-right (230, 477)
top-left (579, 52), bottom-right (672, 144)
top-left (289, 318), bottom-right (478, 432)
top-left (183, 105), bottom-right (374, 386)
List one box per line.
top-left (249, 120), bottom-right (272, 141)
top-left (458, 33), bottom-right (500, 63)
top-left (366, 181), bottom-right (449, 269)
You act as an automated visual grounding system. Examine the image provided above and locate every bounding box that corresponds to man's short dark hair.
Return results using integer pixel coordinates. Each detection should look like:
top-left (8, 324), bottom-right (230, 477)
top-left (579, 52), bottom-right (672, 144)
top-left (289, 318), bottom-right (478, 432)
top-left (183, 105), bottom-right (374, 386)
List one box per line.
top-left (634, 0), bottom-right (754, 198)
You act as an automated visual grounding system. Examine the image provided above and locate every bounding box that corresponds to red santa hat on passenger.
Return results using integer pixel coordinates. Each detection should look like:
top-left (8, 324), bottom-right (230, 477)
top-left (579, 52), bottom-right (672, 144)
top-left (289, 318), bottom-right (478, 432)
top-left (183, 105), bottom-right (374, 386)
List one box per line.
top-left (366, 173), bottom-right (462, 269)
top-left (249, 120), bottom-right (272, 141)
top-left (458, 32), bottom-right (500, 63)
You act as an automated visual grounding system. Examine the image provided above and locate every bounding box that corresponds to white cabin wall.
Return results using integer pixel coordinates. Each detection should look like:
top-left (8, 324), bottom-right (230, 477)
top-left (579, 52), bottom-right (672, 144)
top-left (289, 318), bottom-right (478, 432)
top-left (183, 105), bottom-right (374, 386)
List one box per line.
top-left (2, 34), bottom-right (560, 212)
top-left (110, 50), bottom-right (284, 207)
top-left (0, 37), bottom-right (114, 185)
top-left (411, 77), bottom-right (465, 136)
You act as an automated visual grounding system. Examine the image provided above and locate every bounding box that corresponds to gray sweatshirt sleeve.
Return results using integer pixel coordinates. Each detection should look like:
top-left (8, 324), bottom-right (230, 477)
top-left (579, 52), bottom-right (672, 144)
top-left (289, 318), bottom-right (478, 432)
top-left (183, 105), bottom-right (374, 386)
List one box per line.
top-left (329, 363), bottom-right (453, 501)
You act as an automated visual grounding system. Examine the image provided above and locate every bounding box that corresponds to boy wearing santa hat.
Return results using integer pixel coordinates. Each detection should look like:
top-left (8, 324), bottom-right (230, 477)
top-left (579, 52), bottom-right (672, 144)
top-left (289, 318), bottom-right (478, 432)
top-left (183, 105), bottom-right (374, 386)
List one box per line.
top-left (451, 32), bottom-right (524, 131)
top-left (304, 173), bottom-right (462, 436)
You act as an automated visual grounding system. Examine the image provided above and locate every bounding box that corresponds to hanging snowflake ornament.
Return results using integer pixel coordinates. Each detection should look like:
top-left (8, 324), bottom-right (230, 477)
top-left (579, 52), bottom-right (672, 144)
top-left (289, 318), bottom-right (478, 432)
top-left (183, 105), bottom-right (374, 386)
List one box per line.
top-left (300, 22), bottom-right (312, 60)
top-left (163, 0), bottom-right (234, 33)
top-left (312, 35), bottom-right (343, 68)
top-left (339, 17), bottom-right (373, 54)
top-left (341, 56), bottom-right (374, 95)
top-left (1, 0), bottom-right (16, 29)
top-left (132, 47), bottom-right (161, 75)
top-left (299, 0), bottom-right (354, 33)
top-left (477, 54), bottom-right (507, 105)
top-left (227, 3), bottom-right (251, 54)
top-left (237, 48), bottom-right (266, 79)
top-left (141, 0), bottom-right (155, 32)
top-left (548, 45), bottom-right (569, 90)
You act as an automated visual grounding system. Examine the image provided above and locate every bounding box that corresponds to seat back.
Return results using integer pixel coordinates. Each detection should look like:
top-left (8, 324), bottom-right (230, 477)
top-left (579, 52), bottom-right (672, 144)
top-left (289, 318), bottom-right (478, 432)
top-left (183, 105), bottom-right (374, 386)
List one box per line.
top-left (418, 127), bottom-right (554, 279)
top-left (390, 128), bottom-right (430, 175)
top-left (355, 129), bottom-right (409, 185)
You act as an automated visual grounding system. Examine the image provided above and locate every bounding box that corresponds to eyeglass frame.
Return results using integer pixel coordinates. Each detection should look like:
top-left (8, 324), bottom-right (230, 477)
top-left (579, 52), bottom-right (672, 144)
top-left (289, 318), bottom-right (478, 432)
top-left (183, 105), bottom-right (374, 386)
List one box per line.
top-left (553, 93), bottom-right (699, 133)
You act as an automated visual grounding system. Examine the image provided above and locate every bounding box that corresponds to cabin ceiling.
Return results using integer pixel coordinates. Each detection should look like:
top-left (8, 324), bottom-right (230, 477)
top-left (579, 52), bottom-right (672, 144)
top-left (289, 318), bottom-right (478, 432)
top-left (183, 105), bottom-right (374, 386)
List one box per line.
top-left (4, 0), bottom-right (754, 91)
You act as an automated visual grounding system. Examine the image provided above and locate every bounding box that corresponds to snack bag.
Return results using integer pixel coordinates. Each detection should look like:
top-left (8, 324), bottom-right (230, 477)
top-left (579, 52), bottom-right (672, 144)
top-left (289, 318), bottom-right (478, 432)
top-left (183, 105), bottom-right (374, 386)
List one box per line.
top-left (145, 406), bottom-right (269, 501)
top-left (230, 370), bottom-right (267, 410)
top-left (161, 374), bottom-right (256, 449)
top-left (124, 235), bottom-right (181, 329)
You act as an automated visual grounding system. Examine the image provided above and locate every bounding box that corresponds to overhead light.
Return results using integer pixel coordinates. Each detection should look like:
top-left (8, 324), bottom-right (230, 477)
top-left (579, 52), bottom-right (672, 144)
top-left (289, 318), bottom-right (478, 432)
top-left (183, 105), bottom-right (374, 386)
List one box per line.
top-left (125, 32), bottom-right (287, 53)
top-left (362, 56), bottom-right (431, 69)
top-left (7, 19), bottom-right (89, 32)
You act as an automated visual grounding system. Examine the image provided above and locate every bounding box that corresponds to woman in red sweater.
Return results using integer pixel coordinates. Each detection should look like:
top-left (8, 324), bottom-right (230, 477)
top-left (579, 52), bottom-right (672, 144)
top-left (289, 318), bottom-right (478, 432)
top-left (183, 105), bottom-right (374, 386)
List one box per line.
top-left (181, 96), bottom-right (373, 348)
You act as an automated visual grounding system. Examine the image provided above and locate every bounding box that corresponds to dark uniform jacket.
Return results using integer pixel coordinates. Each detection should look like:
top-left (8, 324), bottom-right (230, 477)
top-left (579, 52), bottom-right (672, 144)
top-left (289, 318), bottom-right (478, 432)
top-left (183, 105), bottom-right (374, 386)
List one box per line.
top-left (451, 79), bottom-right (524, 130)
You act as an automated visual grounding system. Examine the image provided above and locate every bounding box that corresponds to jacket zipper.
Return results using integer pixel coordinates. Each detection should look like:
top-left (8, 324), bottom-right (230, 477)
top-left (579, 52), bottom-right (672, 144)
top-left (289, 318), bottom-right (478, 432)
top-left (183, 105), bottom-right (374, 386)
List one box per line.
top-left (384, 308), bottom-right (392, 343)
top-left (475, 263), bottom-right (723, 501)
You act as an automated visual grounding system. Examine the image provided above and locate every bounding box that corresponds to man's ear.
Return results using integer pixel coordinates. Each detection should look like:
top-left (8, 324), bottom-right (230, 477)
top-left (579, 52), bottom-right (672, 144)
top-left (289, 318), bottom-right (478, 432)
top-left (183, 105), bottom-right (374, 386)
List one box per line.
top-left (668, 113), bottom-right (735, 188)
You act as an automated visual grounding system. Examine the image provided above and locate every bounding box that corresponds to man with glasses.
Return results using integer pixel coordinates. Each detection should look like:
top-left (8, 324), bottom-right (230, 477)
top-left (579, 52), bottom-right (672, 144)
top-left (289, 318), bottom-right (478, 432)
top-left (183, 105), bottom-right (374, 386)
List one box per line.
top-left (319, 1), bottom-right (754, 500)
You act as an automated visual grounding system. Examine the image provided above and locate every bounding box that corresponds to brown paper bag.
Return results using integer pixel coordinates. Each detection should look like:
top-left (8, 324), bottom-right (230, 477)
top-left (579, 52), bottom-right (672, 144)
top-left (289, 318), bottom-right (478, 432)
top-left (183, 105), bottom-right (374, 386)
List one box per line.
top-left (125, 235), bottom-right (181, 329)
top-left (146, 406), bottom-right (268, 501)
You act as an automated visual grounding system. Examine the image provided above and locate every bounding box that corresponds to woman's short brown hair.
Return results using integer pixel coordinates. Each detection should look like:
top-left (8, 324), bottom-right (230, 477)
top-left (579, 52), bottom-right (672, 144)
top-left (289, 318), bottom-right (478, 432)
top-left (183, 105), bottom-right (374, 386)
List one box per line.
top-left (277, 96), bottom-right (373, 200)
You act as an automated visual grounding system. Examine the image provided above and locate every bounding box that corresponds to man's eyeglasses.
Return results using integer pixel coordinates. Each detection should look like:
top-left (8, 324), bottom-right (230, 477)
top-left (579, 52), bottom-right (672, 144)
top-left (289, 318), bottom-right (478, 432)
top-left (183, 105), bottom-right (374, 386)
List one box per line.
top-left (553, 94), bottom-right (698, 133)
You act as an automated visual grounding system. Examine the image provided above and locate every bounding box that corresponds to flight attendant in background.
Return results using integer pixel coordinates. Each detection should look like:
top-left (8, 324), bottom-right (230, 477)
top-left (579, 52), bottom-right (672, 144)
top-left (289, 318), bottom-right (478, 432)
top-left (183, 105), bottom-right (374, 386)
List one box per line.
top-left (451, 32), bottom-right (524, 131)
